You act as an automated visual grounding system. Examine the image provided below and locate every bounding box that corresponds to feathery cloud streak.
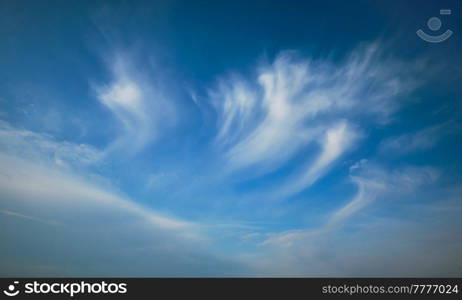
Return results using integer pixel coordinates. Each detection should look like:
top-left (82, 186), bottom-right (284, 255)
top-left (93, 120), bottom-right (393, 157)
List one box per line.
top-left (95, 52), bottom-right (176, 155)
top-left (208, 44), bottom-right (419, 196)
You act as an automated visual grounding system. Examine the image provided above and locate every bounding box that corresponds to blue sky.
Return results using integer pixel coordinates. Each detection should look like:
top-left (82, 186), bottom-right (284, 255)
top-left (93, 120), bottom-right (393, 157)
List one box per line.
top-left (1, 0), bottom-right (462, 276)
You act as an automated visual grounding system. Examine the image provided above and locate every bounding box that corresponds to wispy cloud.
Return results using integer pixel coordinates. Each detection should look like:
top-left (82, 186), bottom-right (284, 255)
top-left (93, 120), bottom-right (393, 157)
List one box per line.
top-left (0, 121), bottom-right (246, 276)
top-left (207, 44), bottom-right (419, 196)
top-left (247, 163), bottom-right (454, 276)
top-left (0, 120), bottom-right (102, 170)
top-left (0, 153), bottom-right (245, 276)
top-left (94, 52), bottom-right (176, 155)
top-left (326, 176), bottom-right (385, 229)
top-left (0, 209), bottom-right (61, 226)
top-left (0, 152), bottom-right (201, 237)
top-left (261, 163), bottom-right (390, 248)
top-left (277, 121), bottom-right (359, 197)
top-left (0, 122), bottom-right (200, 239)
top-left (379, 121), bottom-right (459, 155)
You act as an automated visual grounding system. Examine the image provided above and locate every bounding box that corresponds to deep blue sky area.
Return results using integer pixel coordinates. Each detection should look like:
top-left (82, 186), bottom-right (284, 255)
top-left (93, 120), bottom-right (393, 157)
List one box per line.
top-left (0, 0), bottom-right (461, 277)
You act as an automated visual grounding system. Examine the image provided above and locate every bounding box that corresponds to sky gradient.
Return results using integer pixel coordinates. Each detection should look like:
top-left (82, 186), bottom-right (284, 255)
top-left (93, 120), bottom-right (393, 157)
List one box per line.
top-left (1, 0), bottom-right (462, 276)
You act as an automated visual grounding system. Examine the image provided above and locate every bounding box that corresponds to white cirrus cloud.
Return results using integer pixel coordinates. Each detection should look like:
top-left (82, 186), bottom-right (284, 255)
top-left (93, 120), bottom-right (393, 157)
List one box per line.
top-left (0, 120), bottom-right (102, 170)
top-left (379, 121), bottom-right (459, 156)
top-left (94, 52), bottom-right (176, 155)
top-left (277, 121), bottom-right (359, 197)
top-left (207, 44), bottom-right (419, 196)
